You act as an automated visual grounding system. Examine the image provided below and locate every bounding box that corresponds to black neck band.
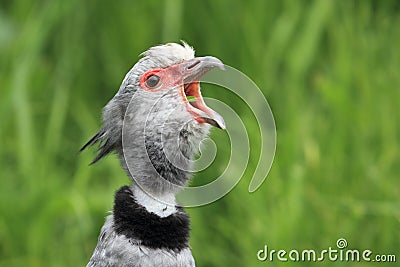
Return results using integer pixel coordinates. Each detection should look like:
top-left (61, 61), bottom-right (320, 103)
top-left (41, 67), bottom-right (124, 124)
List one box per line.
top-left (113, 186), bottom-right (190, 252)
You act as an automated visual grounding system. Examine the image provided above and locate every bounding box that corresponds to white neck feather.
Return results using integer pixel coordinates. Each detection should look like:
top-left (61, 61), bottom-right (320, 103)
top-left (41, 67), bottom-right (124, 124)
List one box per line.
top-left (132, 186), bottom-right (177, 217)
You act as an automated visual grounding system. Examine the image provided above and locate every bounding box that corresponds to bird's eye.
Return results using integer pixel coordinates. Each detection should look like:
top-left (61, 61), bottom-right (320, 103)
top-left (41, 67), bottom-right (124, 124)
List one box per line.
top-left (145, 75), bottom-right (161, 89)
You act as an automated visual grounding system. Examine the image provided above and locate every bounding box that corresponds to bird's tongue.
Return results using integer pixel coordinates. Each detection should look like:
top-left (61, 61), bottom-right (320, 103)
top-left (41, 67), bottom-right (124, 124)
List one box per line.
top-left (183, 82), bottom-right (225, 129)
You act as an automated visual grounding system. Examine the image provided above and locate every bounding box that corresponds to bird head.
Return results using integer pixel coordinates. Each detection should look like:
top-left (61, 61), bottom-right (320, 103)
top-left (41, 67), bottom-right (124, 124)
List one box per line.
top-left (81, 42), bottom-right (225, 193)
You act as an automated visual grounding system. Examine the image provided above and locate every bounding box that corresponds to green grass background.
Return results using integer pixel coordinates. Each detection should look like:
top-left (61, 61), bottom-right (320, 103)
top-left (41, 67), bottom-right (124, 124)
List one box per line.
top-left (1, 0), bottom-right (399, 266)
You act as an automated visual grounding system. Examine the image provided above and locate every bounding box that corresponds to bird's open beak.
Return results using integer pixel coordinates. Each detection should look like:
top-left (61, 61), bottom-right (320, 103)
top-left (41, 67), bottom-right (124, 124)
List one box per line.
top-left (178, 56), bottom-right (226, 129)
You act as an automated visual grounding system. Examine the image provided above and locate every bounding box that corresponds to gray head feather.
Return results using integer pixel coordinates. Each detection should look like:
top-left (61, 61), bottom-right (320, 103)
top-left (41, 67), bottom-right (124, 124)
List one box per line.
top-left (81, 42), bottom-right (215, 194)
top-left (80, 42), bottom-right (196, 164)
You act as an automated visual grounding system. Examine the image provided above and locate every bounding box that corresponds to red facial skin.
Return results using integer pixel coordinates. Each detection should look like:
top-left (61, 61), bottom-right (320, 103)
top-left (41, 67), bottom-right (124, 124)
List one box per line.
top-left (139, 66), bottom-right (182, 92)
top-left (139, 64), bottom-right (213, 124)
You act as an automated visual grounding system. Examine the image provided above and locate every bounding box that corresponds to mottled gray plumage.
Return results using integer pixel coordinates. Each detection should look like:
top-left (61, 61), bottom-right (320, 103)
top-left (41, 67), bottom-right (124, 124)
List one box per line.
top-left (83, 42), bottom-right (224, 267)
top-left (87, 216), bottom-right (195, 267)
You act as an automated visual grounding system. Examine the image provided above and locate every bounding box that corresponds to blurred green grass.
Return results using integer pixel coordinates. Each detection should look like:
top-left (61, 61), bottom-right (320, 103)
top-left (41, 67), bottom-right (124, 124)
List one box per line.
top-left (0, 0), bottom-right (399, 266)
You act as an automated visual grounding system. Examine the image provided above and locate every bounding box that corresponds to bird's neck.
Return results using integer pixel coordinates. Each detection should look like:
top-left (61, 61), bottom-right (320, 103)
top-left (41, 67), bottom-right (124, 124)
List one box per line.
top-left (131, 185), bottom-right (177, 217)
top-left (118, 113), bottom-right (210, 195)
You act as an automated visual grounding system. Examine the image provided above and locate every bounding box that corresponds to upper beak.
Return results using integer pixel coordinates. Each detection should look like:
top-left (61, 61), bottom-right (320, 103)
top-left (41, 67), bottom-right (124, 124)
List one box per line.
top-left (184, 56), bottom-right (225, 78)
top-left (179, 56), bottom-right (226, 130)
